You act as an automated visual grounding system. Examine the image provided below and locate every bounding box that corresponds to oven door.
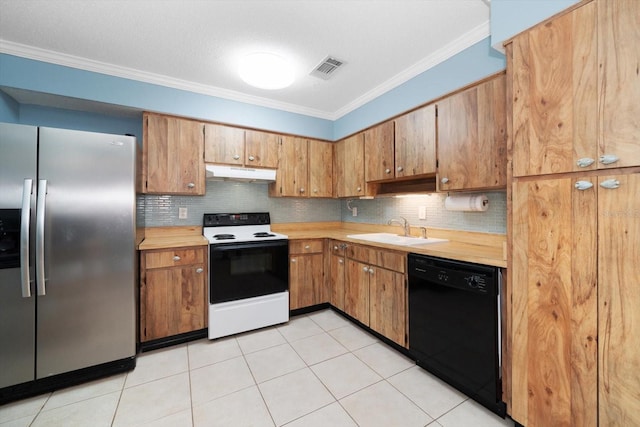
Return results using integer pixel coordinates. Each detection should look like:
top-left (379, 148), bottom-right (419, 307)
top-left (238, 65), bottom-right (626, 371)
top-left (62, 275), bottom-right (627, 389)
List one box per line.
top-left (209, 239), bottom-right (289, 304)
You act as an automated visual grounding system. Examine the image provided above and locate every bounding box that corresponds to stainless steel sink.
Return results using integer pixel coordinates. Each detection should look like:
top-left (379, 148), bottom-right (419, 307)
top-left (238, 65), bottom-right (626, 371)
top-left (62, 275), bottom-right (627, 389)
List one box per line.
top-left (346, 233), bottom-right (448, 247)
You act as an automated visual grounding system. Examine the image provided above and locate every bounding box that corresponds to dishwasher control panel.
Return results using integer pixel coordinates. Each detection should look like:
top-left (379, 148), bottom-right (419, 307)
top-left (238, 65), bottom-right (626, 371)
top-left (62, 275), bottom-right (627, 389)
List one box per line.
top-left (408, 254), bottom-right (497, 295)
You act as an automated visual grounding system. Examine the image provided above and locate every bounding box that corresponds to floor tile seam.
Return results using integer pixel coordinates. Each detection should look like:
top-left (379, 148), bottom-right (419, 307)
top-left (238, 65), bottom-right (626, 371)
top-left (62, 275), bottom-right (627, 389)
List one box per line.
top-left (280, 328), bottom-right (328, 344)
top-left (186, 344), bottom-right (196, 427)
top-left (348, 341), bottom-right (409, 378)
top-left (124, 370), bottom-right (190, 392)
top-left (287, 335), bottom-right (349, 369)
top-left (278, 401), bottom-right (357, 427)
top-left (305, 313), bottom-right (345, 333)
top-left (431, 397), bottom-right (470, 424)
top-left (250, 380), bottom-right (279, 427)
top-left (35, 383), bottom-right (123, 414)
top-left (383, 375), bottom-right (441, 422)
top-left (190, 382), bottom-right (258, 414)
top-left (23, 392), bottom-right (51, 426)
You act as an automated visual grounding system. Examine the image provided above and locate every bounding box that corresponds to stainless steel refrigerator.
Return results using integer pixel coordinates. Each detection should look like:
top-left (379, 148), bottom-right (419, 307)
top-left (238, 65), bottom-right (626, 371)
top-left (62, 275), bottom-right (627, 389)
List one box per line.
top-left (0, 123), bottom-right (137, 402)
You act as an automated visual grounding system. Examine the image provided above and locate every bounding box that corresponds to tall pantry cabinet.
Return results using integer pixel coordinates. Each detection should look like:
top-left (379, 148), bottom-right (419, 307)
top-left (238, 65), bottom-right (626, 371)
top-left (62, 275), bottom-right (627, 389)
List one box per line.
top-left (506, 1), bottom-right (640, 426)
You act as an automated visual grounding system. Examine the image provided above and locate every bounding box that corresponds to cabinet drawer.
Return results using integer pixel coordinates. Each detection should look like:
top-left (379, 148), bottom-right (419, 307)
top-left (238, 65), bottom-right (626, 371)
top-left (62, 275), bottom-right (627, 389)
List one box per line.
top-left (144, 248), bottom-right (206, 269)
top-left (289, 239), bottom-right (324, 254)
top-left (347, 244), bottom-right (405, 273)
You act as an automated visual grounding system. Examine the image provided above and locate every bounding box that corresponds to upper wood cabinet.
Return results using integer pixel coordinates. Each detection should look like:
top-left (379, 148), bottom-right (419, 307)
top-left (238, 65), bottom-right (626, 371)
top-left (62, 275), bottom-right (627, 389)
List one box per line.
top-left (334, 133), bottom-right (366, 198)
top-left (203, 123), bottom-right (245, 165)
top-left (142, 113), bottom-right (205, 195)
top-left (437, 74), bottom-right (507, 191)
top-left (245, 130), bottom-right (279, 168)
top-left (364, 121), bottom-right (395, 182)
top-left (511, 0), bottom-right (640, 177)
top-left (308, 139), bottom-right (333, 197)
top-left (270, 137), bottom-right (333, 198)
top-left (394, 104), bottom-right (437, 179)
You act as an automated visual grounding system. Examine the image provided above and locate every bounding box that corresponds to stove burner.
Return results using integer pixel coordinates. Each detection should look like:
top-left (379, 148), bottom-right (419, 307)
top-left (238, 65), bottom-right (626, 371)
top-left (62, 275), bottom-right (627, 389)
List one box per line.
top-left (214, 234), bottom-right (235, 240)
top-left (254, 232), bottom-right (275, 238)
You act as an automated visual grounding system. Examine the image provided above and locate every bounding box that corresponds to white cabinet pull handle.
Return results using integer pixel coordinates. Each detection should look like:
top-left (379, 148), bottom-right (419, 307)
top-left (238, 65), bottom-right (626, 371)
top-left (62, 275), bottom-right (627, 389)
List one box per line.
top-left (195, 268), bottom-right (203, 274)
top-left (575, 181), bottom-right (594, 191)
top-left (187, 182), bottom-right (195, 188)
top-left (248, 155), bottom-right (255, 161)
top-left (600, 179), bottom-right (620, 189)
top-left (385, 168), bottom-right (391, 174)
top-left (576, 158), bottom-right (595, 168)
top-left (173, 255), bottom-right (181, 261)
top-left (599, 154), bottom-right (619, 165)
top-left (397, 166), bottom-right (404, 172)
top-left (233, 154), bottom-right (240, 160)
top-left (441, 177), bottom-right (449, 184)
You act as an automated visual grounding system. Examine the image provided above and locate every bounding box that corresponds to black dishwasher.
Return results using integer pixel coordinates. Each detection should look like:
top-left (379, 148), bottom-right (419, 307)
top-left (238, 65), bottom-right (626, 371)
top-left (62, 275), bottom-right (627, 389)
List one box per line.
top-left (408, 253), bottom-right (506, 417)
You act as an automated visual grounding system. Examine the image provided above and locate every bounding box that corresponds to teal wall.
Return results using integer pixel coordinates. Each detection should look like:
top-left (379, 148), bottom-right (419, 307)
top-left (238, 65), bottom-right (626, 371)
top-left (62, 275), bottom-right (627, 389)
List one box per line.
top-left (0, 90), bottom-right (19, 122)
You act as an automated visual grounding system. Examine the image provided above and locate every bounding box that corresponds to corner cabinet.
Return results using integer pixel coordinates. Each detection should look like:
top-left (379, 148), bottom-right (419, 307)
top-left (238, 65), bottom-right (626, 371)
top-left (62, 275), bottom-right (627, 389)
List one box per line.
top-left (142, 113), bottom-right (205, 195)
top-left (289, 240), bottom-right (327, 310)
top-left (140, 247), bottom-right (208, 342)
top-left (437, 74), bottom-right (507, 191)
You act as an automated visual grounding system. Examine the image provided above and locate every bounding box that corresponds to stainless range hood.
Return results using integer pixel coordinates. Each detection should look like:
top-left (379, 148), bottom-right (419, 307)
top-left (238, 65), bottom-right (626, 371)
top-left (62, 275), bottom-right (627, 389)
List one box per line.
top-left (205, 164), bottom-right (276, 183)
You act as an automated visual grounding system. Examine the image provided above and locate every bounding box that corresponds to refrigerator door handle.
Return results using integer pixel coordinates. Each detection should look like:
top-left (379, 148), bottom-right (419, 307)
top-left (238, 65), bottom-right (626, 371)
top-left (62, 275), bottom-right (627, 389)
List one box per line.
top-left (36, 179), bottom-right (47, 296)
top-left (20, 179), bottom-right (33, 298)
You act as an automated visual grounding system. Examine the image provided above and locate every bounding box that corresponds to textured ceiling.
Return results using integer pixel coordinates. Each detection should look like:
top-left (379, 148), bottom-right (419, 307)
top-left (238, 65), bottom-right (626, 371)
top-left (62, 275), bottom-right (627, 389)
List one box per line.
top-left (0, 0), bottom-right (490, 119)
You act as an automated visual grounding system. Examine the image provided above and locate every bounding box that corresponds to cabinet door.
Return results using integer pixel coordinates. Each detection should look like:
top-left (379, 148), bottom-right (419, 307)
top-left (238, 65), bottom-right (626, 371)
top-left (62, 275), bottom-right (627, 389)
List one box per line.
top-left (308, 139), bottom-right (333, 197)
top-left (330, 254), bottom-right (345, 311)
top-left (511, 176), bottom-right (597, 426)
top-left (334, 133), bottom-right (365, 197)
top-left (438, 75), bottom-right (507, 191)
top-left (274, 136), bottom-right (308, 197)
top-left (142, 264), bottom-right (207, 341)
top-left (511, 2), bottom-right (597, 177)
top-left (364, 121), bottom-right (395, 182)
top-left (289, 254), bottom-right (324, 310)
top-left (369, 267), bottom-right (406, 346)
top-left (245, 130), bottom-right (279, 168)
top-left (598, 0), bottom-right (640, 169)
top-left (144, 113), bottom-right (205, 195)
top-left (598, 172), bottom-right (640, 426)
top-left (344, 259), bottom-right (370, 326)
top-left (394, 104), bottom-right (436, 178)
top-left (203, 123), bottom-right (245, 165)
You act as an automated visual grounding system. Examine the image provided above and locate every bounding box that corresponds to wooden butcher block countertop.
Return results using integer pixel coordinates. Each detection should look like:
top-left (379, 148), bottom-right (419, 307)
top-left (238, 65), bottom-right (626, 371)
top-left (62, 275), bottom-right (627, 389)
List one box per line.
top-left (138, 226), bottom-right (208, 250)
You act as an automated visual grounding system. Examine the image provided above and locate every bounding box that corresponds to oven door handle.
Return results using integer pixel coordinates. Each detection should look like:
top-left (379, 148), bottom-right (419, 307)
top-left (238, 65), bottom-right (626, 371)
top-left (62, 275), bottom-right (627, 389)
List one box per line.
top-left (210, 240), bottom-right (288, 252)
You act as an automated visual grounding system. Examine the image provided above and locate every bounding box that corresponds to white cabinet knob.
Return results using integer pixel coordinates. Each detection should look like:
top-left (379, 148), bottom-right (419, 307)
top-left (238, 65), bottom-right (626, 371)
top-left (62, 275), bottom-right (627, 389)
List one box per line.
top-left (599, 154), bottom-right (619, 165)
top-left (338, 259), bottom-right (344, 264)
top-left (233, 154), bottom-right (240, 160)
top-left (304, 245), bottom-right (310, 250)
top-left (368, 268), bottom-right (374, 275)
top-left (600, 179), bottom-right (620, 189)
top-left (576, 158), bottom-right (595, 168)
top-left (313, 189), bottom-right (318, 193)
top-left (248, 155), bottom-right (255, 161)
top-left (363, 266), bottom-right (369, 273)
top-left (397, 166), bottom-right (404, 172)
top-left (385, 168), bottom-right (391, 174)
top-left (575, 181), bottom-right (594, 191)
top-left (195, 268), bottom-right (203, 274)
top-left (356, 186), bottom-right (362, 192)
top-left (187, 182), bottom-right (195, 188)
top-left (300, 188), bottom-right (305, 193)
top-left (173, 256), bottom-right (181, 261)
top-left (441, 177), bottom-right (449, 184)
top-left (291, 258), bottom-right (297, 263)
top-left (333, 246), bottom-right (338, 250)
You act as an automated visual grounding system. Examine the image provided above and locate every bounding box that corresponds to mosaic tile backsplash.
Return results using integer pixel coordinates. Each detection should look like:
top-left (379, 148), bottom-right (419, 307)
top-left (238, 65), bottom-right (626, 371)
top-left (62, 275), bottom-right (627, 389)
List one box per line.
top-left (139, 181), bottom-right (506, 235)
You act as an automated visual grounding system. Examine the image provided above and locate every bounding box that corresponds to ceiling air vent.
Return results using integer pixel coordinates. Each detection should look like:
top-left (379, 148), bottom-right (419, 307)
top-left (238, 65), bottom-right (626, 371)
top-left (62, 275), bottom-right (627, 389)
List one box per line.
top-left (310, 56), bottom-right (345, 80)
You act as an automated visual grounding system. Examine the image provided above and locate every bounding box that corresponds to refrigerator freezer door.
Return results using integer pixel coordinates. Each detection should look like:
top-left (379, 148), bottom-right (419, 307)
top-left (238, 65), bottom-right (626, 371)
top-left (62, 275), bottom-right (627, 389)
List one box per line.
top-left (0, 123), bottom-right (37, 388)
top-left (36, 127), bottom-right (136, 378)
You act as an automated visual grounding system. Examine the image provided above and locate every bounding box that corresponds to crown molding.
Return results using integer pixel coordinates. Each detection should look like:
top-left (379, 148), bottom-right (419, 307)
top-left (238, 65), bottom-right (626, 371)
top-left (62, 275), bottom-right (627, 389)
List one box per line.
top-left (1, 22), bottom-right (490, 122)
top-left (332, 20), bottom-right (491, 119)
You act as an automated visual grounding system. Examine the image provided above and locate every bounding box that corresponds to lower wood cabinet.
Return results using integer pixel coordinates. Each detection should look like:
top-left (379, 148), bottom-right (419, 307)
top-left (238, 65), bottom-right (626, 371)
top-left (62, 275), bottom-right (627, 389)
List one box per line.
top-left (344, 243), bottom-right (407, 346)
top-left (140, 246), bottom-right (208, 342)
top-left (289, 239), bottom-right (326, 310)
top-left (329, 241), bottom-right (347, 311)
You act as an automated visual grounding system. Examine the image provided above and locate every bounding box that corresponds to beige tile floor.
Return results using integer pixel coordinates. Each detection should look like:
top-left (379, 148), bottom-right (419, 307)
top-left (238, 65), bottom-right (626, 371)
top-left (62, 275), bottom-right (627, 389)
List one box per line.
top-left (0, 309), bottom-right (514, 427)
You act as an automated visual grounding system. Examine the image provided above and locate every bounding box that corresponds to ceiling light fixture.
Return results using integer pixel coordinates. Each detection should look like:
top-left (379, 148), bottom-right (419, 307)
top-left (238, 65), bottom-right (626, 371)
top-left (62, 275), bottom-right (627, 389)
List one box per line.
top-left (239, 52), bottom-right (295, 90)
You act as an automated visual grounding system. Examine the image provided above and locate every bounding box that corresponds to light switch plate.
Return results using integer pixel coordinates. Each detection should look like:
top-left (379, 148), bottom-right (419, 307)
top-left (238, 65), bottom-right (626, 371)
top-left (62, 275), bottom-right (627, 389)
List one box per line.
top-left (418, 206), bottom-right (426, 220)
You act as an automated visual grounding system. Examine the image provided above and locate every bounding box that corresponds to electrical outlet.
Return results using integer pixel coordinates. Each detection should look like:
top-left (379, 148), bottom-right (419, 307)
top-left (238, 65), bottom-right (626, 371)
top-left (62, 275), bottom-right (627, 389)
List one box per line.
top-left (178, 207), bottom-right (188, 219)
top-left (418, 206), bottom-right (426, 220)
top-left (352, 207), bottom-right (358, 217)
